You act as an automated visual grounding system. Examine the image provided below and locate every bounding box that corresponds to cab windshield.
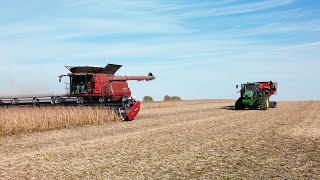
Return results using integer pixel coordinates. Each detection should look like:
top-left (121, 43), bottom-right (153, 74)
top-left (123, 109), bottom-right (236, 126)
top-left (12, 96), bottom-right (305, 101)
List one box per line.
top-left (70, 75), bottom-right (94, 94)
top-left (245, 84), bottom-right (258, 92)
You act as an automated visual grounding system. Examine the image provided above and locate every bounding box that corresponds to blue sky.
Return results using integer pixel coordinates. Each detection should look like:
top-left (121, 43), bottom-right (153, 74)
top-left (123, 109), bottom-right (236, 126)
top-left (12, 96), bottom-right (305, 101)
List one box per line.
top-left (0, 0), bottom-right (319, 101)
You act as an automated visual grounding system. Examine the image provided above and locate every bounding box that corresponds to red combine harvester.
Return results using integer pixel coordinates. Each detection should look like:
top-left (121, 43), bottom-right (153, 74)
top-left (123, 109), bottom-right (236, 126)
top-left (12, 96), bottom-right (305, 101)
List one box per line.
top-left (235, 81), bottom-right (278, 110)
top-left (0, 64), bottom-right (155, 120)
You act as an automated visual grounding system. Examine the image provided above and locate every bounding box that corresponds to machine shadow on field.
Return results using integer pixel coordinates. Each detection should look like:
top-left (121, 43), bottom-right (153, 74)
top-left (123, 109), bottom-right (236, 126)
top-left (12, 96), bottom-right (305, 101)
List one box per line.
top-left (221, 105), bottom-right (236, 110)
top-left (221, 105), bottom-right (262, 111)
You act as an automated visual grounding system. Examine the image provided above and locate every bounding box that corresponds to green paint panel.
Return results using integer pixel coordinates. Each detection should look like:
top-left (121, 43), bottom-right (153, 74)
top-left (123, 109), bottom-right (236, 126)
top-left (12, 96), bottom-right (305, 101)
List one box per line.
top-left (242, 98), bottom-right (252, 105)
top-left (243, 91), bottom-right (253, 97)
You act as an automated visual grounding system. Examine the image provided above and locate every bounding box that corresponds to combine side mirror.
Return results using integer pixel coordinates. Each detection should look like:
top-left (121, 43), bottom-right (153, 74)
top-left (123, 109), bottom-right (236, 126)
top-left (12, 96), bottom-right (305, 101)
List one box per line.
top-left (236, 85), bottom-right (239, 89)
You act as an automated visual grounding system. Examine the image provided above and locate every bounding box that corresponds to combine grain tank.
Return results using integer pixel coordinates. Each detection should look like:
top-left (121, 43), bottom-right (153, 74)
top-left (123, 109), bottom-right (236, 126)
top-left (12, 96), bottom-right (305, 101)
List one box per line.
top-left (0, 64), bottom-right (155, 120)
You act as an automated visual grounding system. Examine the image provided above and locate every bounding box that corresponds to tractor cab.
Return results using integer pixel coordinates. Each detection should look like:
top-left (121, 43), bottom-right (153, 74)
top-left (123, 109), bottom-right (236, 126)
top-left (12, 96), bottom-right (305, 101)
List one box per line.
top-left (244, 83), bottom-right (258, 92)
top-left (241, 83), bottom-right (260, 99)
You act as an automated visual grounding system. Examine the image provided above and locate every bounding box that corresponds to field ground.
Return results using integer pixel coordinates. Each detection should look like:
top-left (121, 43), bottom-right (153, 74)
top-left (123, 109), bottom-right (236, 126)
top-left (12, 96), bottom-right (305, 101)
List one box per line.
top-left (0, 100), bottom-right (319, 179)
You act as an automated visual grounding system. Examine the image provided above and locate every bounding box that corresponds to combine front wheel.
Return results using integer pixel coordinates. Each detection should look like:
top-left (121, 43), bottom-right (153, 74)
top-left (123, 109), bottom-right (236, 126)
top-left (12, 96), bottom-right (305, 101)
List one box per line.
top-left (118, 107), bottom-right (129, 121)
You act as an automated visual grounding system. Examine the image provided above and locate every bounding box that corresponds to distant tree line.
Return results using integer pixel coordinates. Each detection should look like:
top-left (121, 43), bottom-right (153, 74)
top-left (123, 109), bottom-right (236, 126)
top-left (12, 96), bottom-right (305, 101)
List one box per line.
top-left (143, 95), bottom-right (182, 102)
top-left (163, 95), bottom-right (182, 101)
top-left (143, 96), bottom-right (154, 102)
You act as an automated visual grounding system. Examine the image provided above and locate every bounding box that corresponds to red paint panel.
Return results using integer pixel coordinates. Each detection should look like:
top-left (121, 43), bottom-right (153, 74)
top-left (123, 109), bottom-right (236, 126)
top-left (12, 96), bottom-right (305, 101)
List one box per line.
top-left (93, 74), bottom-right (109, 95)
top-left (107, 81), bottom-right (131, 101)
top-left (93, 74), bottom-right (102, 94)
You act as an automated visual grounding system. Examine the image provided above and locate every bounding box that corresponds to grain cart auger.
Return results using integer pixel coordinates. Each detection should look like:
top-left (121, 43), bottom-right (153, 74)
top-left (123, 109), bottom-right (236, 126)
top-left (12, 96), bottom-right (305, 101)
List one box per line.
top-left (235, 81), bottom-right (278, 110)
top-left (0, 64), bottom-right (156, 121)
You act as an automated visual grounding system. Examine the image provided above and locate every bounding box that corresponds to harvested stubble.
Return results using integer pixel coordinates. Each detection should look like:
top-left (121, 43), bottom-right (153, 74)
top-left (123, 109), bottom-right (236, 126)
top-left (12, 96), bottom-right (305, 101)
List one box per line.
top-left (141, 99), bottom-right (233, 109)
top-left (0, 101), bottom-right (320, 179)
top-left (0, 106), bottom-right (120, 136)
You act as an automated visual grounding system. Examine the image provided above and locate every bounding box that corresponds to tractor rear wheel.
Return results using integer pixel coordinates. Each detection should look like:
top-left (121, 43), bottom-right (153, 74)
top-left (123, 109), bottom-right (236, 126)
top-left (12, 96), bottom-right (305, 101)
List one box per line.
top-left (235, 98), bottom-right (245, 110)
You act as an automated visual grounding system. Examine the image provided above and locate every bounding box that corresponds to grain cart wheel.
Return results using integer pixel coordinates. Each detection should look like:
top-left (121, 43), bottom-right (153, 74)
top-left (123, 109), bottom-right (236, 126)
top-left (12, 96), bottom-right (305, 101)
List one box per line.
top-left (235, 98), bottom-right (245, 110)
top-left (269, 101), bottom-right (277, 108)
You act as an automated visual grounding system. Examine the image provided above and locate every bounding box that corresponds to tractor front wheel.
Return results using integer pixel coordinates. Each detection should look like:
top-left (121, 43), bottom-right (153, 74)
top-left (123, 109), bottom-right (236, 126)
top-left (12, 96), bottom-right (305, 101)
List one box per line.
top-left (235, 98), bottom-right (245, 110)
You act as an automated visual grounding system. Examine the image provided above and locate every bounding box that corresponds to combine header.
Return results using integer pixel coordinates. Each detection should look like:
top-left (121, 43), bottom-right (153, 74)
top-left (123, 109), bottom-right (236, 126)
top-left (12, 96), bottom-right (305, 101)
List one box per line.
top-left (0, 64), bottom-right (155, 120)
top-left (235, 81), bottom-right (278, 110)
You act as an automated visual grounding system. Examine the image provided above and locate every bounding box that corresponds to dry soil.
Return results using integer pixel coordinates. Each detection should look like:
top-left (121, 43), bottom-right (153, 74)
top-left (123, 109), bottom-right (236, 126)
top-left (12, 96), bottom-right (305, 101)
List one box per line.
top-left (0, 100), bottom-right (319, 179)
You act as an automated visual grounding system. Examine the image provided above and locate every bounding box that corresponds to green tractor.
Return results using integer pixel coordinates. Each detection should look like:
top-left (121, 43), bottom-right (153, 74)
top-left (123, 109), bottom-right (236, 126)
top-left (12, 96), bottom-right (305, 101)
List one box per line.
top-left (235, 81), bottom-right (278, 110)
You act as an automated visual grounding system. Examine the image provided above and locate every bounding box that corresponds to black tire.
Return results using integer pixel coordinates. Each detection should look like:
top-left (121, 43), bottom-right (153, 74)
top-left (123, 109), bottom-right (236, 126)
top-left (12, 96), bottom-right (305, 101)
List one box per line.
top-left (269, 101), bottom-right (277, 108)
top-left (235, 98), bottom-right (245, 110)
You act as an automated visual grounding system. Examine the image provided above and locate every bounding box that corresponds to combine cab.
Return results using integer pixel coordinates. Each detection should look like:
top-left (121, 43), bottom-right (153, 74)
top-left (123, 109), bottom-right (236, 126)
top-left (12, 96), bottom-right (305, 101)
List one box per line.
top-left (0, 64), bottom-right (155, 120)
top-left (235, 81), bottom-right (278, 110)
